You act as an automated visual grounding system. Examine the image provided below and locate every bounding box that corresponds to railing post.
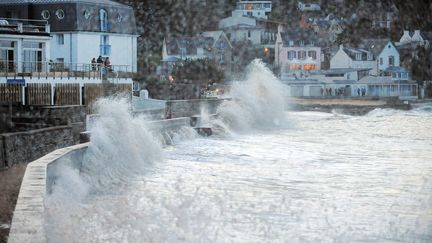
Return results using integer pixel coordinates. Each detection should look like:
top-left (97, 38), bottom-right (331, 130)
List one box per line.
top-left (17, 23), bottom-right (23, 33)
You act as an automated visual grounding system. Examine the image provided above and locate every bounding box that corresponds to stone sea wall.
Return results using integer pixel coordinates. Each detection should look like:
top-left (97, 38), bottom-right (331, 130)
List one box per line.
top-left (0, 105), bottom-right (86, 169)
top-left (1, 126), bottom-right (75, 168)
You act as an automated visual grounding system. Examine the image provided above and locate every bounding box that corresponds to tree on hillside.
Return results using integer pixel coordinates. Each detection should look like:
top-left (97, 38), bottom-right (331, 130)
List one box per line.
top-left (411, 46), bottom-right (432, 83)
top-left (171, 59), bottom-right (224, 84)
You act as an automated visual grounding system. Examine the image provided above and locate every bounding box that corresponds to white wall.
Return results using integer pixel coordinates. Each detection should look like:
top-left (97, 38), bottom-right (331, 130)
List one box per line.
top-left (378, 42), bottom-right (400, 71)
top-left (50, 33), bottom-right (74, 63)
top-left (330, 48), bottom-right (351, 69)
top-left (50, 32), bottom-right (137, 72)
top-left (331, 48), bottom-right (378, 75)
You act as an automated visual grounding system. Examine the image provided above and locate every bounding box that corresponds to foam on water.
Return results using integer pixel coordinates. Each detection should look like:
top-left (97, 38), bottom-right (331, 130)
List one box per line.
top-left (43, 60), bottom-right (432, 242)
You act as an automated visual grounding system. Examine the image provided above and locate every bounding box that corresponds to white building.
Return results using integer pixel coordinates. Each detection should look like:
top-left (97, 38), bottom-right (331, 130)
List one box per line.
top-left (0, 19), bottom-right (51, 73)
top-left (233, 0), bottom-right (272, 19)
top-left (298, 2), bottom-right (321, 11)
top-left (275, 27), bottom-right (322, 74)
top-left (218, 11), bottom-right (279, 47)
top-left (330, 45), bottom-right (377, 76)
top-left (0, 0), bottom-right (138, 72)
top-left (378, 41), bottom-right (400, 73)
top-left (398, 30), bottom-right (430, 48)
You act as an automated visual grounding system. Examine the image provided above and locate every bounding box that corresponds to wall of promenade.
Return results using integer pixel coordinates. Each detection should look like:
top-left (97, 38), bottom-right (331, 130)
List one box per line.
top-left (0, 105), bottom-right (86, 168)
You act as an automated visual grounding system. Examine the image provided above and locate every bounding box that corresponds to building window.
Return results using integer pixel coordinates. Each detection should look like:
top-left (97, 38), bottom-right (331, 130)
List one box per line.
top-left (380, 57), bottom-right (383, 65)
top-left (247, 11), bottom-right (252, 16)
top-left (389, 55), bottom-right (394, 66)
top-left (355, 53), bottom-right (362, 60)
top-left (300, 40), bottom-right (304, 46)
top-left (308, 51), bottom-right (317, 59)
top-left (100, 35), bottom-right (111, 56)
top-left (41, 10), bottom-right (50, 20)
top-left (288, 51), bottom-right (296, 60)
top-left (116, 13), bottom-right (123, 23)
top-left (298, 50), bottom-right (306, 60)
top-left (248, 30), bottom-right (251, 38)
top-left (100, 9), bottom-right (109, 32)
top-left (180, 47), bottom-right (186, 59)
top-left (57, 34), bottom-right (64, 45)
top-left (289, 41), bottom-right (294, 46)
top-left (84, 9), bottom-right (91, 19)
top-left (56, 9), bottom-right (65, 19)
top-left (367, 53), bottom-right (373, 60)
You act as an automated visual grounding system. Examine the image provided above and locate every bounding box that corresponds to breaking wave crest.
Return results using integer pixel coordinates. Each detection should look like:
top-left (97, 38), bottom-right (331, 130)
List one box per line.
top-left (215, 59), bottom-right (288, 132)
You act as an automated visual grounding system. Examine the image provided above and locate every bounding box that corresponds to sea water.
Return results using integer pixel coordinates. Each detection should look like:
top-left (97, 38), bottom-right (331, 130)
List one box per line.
top-left (44, 61), bottom-right (432, 242)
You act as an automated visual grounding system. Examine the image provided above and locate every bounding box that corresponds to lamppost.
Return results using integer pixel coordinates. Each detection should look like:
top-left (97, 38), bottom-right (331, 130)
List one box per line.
top-left (276, 42), bottom-right (282, 77)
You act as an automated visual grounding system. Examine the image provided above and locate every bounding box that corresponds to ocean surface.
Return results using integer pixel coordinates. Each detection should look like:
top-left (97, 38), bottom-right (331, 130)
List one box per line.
top-left (44, 61), bottom-right (432, 242)
top-left (45, 105), bottom-right (432, 242)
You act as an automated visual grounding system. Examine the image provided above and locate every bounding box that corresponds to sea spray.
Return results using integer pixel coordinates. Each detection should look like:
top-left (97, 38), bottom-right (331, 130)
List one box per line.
top-left (216, 59), bottom-right (288, 132)
top-left (80, 97), bottom-right (163, 192)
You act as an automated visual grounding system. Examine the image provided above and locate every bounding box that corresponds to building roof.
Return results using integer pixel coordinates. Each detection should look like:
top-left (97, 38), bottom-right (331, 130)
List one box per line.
top-left (311, 68), bottom-right (371, 75)
top-left (280, 28), bottom-right (319, 46)
top-left (358, 75), bottom-right (415, 84)
top-left (360, 38), bottom-right (389, 57)
top-left (0, 0), bottom-right (128, 7)
top-left (385, 66), bottom-right (408, 73)
top-left (164, 36), bottom-right (214, 56)
top-left (342, 47), bottom-right (374, 61)
top-left (201, 31), bottom-right (233, 49)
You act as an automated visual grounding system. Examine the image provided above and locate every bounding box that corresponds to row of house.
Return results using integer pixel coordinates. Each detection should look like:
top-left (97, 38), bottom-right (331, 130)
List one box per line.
top-left (158, 0), bottom-right (428, 100)
top-left (159, 0), bottom-right (281, 80)
top-left (276, 24), bottom-right (428, 99)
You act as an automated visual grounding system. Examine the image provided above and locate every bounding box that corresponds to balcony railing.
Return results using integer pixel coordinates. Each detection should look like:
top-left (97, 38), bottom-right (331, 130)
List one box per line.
top-left (0, 60), bottom-right (133, 81)
top-left (0, 18), bottom-right (50, 34)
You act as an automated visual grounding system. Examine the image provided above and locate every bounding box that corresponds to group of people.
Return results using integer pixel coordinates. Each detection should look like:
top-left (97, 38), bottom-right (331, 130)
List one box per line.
top-left (321, 87), bottom-right (346, 96)
top-left (91, 56), bottom-right (111, 71)
top-left (320, 87), bottom-right (367, 97)
top-left (357, 87), bottom-right (366, 96)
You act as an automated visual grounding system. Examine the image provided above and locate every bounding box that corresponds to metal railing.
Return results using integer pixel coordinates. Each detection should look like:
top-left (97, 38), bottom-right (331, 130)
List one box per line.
top-left (0, 60), bottom-right (133, 80)
top-left (0, 18), bottom-right (50, 34)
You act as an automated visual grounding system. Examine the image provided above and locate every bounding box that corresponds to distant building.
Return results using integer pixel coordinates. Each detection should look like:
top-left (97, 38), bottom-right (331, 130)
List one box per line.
top-left (298, 2), bottom-right (321, 12)
top-left (398, 30), bottom-right (431, 48)
top-left (275, 27), bottom-right (322, 74)
top-left (378, 41), bottom-right (400, 74)
top-left (330, 44), bottom-right (377, 76)
top-left (0, 0), bottom-right (139, 72)
top-left (233, 0), bottom-right (272, 19)
top-left (161, 32), bottom-right (233, 78)
top-left (218, 11), bottom-right (280, 48)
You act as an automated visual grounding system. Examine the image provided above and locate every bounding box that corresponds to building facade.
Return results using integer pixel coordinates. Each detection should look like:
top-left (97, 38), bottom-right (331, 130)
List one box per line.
top-left (0, 0), bottom-right (138, 72)
top-left (233, 0), bottom-right (272, 19)
top-left (275, 27), bottom-right (322, 74)
top-left (0, 19), bottom-right (51, 73)
top-left (330, 45), bottom-right (377, 76)
top-left (378, 41), bottom-right (400, 73)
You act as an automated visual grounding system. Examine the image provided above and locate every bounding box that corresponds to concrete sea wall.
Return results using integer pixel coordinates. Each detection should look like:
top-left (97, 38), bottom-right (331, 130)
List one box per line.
top-left (166, 98), bottom-right (227, 118)
top-left (7, 114), bottom-right (205, 243)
